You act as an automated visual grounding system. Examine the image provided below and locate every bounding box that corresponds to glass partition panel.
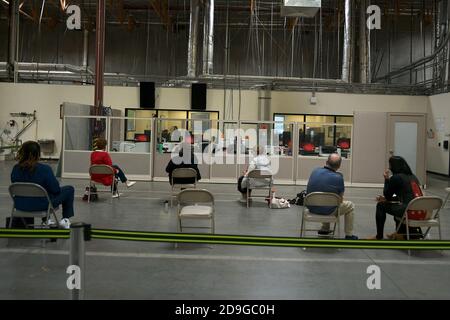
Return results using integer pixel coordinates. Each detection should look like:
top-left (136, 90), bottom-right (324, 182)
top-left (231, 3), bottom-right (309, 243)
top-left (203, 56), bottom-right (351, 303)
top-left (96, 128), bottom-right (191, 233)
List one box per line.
top-left (110, 117), bottom-right (151, 153)
top-left (274, 123), bottom-right (294, 156)
top-left (64, 116), bottom-right (106, 151)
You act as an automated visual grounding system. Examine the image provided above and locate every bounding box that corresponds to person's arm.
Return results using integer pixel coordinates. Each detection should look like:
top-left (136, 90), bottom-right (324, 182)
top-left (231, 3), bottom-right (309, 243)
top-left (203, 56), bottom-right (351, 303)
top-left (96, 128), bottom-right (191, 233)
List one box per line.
top-left (383, 175), bottom-right (402, 200)
top-left (166, 160), bottom-right (174, 174)
top-left (247, 160), bottom-right (256, 174)
top-left (44, 165), bottom-right (61, 195)
top-left (338, 177), bottom-right (345, 203)
top-left (104, 152), bottom-right (113, 166)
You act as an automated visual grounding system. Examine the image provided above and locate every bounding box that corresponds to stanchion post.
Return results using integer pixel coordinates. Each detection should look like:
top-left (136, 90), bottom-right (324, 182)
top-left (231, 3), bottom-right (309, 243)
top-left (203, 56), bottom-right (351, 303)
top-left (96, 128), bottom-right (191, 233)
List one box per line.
top-left (69, 222), bottom-right (91, 300)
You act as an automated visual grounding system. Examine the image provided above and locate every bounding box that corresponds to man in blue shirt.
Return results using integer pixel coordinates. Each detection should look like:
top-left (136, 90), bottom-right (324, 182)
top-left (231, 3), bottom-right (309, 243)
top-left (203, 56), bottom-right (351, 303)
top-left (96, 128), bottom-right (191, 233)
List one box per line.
top-left (306, 153), bottom-right (358, 240)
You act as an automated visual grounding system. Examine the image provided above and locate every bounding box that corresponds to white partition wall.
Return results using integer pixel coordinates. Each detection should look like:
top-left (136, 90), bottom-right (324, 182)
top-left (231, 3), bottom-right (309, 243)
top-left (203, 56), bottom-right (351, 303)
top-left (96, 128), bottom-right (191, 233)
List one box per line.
top-left (62, 115), bottom-right (153, 180)
top-left (61, 114), bottom-right (430, 187)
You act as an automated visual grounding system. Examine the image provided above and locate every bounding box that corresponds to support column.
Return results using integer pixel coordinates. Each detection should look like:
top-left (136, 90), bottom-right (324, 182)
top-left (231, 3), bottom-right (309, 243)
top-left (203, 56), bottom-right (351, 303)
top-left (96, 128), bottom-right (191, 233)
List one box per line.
top-left (94, 0), bottom-right (105, 114)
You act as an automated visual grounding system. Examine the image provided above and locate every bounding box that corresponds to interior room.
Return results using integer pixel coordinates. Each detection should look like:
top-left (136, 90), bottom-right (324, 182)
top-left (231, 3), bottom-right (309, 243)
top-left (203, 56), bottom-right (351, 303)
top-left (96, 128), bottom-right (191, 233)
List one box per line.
top-left (0, 0), bottom-right (450, 301)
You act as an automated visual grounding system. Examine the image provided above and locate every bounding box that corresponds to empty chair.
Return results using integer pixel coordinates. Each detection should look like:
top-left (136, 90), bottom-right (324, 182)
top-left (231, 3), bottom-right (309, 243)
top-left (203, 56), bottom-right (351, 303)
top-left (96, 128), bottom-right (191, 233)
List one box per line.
top-left (443, 188), bottom-right (450, 209)
top-left (170, 167), bottom-right (198, 207)
top-left (245, 169), bottom-right (273, 208)
top-left (89, 164), bottom-right (119, 203)
top-left (395, 196), bottom-right (443, 241)
top-left (8, 182), bottom-right (59, 228)
top-left (177, 189), bottom-right (215, 235)
top-left (300, 192), bottom-right (341, 239)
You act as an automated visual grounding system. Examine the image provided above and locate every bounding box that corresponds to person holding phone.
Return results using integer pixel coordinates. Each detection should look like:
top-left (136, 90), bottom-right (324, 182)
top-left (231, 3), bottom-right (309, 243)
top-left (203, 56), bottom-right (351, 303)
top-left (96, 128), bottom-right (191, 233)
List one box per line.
top-left (369, 156), bottom-right (423, 240)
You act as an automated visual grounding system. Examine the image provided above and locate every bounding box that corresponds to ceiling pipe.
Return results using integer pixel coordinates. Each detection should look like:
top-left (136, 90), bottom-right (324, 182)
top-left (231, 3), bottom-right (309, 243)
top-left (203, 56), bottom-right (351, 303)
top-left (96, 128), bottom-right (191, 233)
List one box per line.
top-left (359, 0), bottom-right (368, 84)
top-left (341, 0), bottom-right (352, 83)
top-left (202, 0), bottom-right (214, 75)
top-left (8, 0), bottom-right (19, 82)
top-left (187, 0), bottom-right (200, 78)
top-left (94, 0), bottom-right (106, 114)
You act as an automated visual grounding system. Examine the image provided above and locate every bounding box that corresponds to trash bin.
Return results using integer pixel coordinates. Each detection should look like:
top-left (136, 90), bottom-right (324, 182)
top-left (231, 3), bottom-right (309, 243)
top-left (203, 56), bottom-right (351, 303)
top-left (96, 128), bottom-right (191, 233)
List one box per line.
top-left (38, 139), bottom-right (55, 154)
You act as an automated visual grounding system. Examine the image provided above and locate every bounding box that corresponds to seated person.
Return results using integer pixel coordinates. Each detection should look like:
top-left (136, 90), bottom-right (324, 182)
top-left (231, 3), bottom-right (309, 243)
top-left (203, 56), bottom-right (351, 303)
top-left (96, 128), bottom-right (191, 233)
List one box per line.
top-left (161, 129), bottom-right (170, 142)
top-left (370, 156), bottom-right (424, 240)
top-left (238, 146), bottom-right (273, 201)
top-left (165, 143), bottom-right (201, 186)
top-left (90, 138), bottom-right (136, 198)
top-left (306, 153), bottom-right (358, 240)
top-left (10, 141), bottom-right (74, 228)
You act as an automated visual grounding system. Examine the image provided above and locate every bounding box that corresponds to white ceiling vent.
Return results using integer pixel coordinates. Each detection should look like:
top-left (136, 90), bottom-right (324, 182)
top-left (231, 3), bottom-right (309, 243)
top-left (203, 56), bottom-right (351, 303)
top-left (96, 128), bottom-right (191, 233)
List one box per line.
top-left (280, 0), bottom-right (321, 18)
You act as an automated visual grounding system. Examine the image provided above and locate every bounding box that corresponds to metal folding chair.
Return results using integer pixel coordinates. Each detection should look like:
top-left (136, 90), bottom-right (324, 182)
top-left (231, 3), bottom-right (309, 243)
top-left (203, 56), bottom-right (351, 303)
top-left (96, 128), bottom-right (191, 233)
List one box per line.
top-left (177, 189), bottom-right (215, 234)
top-left (89, 165), bottom-right (119, 203)
top-left (8, 182), bottom-right (59, 229)
top-left (300, 192), bottom-right (342, 239)
top-left (171, 168), bottom-right (198, 207)
top-left (245, 169), bottom-right (273, 208)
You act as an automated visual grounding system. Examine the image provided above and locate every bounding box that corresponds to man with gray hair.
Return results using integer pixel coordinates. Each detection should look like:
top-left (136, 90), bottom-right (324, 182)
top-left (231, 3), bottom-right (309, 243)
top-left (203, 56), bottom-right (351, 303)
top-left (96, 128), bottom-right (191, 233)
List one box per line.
top-left (306, 153), bottom-right (358, 240)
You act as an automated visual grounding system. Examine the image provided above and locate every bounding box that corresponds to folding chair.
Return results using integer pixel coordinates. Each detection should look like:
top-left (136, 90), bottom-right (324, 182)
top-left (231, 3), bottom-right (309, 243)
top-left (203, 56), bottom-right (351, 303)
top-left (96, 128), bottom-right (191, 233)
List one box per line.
top-left (8, 183), bottom-right (59, 229)
top-left (170, 168), bottom-right (198, 207)
top-left (443, 187), bottom-right (450, 209)
top-left (300, 192), bottom-right (342, 239)
top-left (89, 165), bottom-right (119, 203)
top-left (246, 169), bottom-right (273, 208)
top-left (396, 196), bottom-right (443, 241)
top-left (177, 189), bottom-right (215, 234)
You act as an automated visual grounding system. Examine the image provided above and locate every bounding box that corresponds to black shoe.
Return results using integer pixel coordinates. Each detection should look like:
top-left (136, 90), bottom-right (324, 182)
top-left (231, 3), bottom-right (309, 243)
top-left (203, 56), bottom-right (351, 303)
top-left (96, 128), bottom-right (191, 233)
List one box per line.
top-left (345, 235), bottom-right (359, 240)
top-left (318, 230), bottom-right (333, 236)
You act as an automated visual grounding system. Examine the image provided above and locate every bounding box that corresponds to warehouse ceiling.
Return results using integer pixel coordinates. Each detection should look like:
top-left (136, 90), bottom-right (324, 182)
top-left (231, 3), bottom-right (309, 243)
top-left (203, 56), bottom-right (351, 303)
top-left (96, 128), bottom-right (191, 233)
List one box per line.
top-left (2, 0), bottom-right (438, 31)
top-left (0, 0), bottom-right (447, 95)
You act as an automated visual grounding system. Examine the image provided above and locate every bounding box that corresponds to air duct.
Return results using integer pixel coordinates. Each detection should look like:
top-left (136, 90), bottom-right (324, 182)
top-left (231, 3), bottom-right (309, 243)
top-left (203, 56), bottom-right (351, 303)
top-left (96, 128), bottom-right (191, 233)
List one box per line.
top-left (280, 0), bottom-right (321, 18)
top-left (187, 0), bottom-right (201, 78)
top-left (341, 0), bottom-right (352, 83)
top-left (202, 0), bottom-right (214, 75)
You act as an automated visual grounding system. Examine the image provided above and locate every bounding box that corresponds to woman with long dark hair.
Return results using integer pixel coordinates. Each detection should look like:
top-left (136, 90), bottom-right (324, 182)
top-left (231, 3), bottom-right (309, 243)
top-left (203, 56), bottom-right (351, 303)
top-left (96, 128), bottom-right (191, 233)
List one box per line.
top-left (11, 141), bottom-right (75, 228)
top-left (370, 156), bottom-right (423, 240)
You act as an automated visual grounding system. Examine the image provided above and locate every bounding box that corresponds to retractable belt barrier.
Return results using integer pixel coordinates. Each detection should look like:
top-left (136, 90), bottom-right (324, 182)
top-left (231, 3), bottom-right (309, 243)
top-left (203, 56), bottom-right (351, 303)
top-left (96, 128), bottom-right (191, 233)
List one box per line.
top-left (1, 227), bottom-right (450, 250)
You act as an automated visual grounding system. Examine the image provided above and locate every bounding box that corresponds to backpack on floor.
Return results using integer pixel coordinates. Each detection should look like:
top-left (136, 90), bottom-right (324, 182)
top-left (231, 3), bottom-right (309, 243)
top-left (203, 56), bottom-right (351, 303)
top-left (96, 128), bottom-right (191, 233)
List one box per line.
top-left (267, 193), bottom-right (290, 209)
top-left (82, 186), bottom-right (98, 202)
top-left (289, 190), bottom-right (307, 206)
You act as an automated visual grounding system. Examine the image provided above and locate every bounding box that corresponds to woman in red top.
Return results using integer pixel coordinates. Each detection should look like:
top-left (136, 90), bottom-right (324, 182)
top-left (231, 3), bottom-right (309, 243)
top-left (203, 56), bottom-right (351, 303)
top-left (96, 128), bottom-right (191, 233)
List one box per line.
top-left (90, 138), bottom-right (136, 197)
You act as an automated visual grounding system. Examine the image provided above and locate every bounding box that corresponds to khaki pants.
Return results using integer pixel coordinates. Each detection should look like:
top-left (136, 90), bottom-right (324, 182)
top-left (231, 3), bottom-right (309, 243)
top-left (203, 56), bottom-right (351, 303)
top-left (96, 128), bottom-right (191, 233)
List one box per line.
top-left (322, 201), bottom-right (354, 236)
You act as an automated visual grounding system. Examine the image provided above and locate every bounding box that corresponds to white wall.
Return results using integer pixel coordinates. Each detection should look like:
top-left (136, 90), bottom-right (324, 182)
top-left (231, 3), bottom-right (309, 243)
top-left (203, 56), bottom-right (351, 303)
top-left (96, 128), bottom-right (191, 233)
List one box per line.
top-left (0, 82), bottom-right (429, 159)
top-left (427, 93), bottom-right (450, 175)
top-left (270, 91), bottom-right (429, 115)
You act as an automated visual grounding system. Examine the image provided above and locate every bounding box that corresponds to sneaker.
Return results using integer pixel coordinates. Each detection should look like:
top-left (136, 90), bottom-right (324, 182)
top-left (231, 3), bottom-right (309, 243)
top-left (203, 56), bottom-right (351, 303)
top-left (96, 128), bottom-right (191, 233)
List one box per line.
top-left (59, 218), bottom-right (71, 229)
top-left (126, 181), bottom-right (136, 188)
top-left (44, 218), bottom-right (57, 227)
top-left (345, 235), bottom-right (359, 240)
top-left (112, 192), bottom-right (122, 198)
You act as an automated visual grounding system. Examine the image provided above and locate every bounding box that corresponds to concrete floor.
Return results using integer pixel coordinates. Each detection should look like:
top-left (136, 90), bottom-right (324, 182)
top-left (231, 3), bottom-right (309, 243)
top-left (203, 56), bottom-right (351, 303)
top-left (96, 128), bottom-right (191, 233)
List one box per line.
top-left (1, 160), bottom-right (450, 300)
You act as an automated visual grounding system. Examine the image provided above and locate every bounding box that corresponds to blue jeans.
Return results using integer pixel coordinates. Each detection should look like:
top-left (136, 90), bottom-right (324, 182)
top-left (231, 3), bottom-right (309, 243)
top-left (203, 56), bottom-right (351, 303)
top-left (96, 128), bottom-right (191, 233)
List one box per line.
top-left (112, 165), bottom-right (127, 183)
top-left (50, 186), bottom-right (75, 219)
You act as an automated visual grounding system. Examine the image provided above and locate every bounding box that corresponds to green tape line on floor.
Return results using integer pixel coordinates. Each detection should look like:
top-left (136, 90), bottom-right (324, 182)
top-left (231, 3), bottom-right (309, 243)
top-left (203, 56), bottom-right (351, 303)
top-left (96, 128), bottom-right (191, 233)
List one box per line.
top-left (91, 229), bottom-right (450, 250)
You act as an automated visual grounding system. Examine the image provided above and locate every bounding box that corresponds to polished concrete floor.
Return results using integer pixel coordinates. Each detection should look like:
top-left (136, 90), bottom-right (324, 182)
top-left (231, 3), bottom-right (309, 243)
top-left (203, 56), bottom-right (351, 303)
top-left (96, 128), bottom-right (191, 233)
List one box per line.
top-left (1, 160), bottom-right (450, 299)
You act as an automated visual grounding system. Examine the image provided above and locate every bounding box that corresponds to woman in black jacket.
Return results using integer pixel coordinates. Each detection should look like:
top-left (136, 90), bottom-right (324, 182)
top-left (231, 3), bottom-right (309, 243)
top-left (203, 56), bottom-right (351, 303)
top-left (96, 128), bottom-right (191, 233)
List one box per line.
top-left (371, 156), bottom-right (423, 240)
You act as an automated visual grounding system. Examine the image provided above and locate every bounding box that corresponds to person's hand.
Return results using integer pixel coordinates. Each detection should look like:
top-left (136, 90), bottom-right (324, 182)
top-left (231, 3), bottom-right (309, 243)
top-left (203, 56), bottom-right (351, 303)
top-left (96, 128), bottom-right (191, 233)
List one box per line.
top-left (376, 195), bottom-right (386, 203)
top-left (383, 170), bottom-right (390, 180)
